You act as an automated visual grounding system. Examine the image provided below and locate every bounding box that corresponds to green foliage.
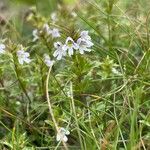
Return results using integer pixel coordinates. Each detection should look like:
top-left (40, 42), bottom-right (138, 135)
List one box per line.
top-left (0, 0), bottom-right (150, 149)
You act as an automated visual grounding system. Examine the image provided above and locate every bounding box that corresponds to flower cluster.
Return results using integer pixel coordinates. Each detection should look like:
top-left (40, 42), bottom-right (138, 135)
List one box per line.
top-left (17, 46), bottom-right (31, 65)
top-left (43, 30), bottom-right (93, 67)
top-left (53, 30), bottom-right (93, 60)
top-left (0, 43), bottom-right (31, 65)
top-left (32, 21), bottom-right (93, 67)
top-left (77, 31), bottom-right (94, 54)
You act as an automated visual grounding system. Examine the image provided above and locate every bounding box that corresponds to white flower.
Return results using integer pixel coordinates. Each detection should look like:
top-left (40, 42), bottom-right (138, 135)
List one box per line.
top-left (43, 24), bottom-right (60, 38)
top-left (17, 47), bottom-right (31, 65)
top-left (32, 29), bottom-right (39, 42)
top-left (50, 28), bottom-right (61, 38)
top-left (77, 38), bottom-right (93, 54)
top-left (75, 30), bottom-right (93, 54)
top-left (44, 54), bottom-right (55, 67)
top-left (53, 42), bottom-right (66, 60)
top-left (63, 37), bottom-right (78, 56)
top-left (0, 44), bottom-right (6, 54)
top-left (56, 127), bottom-right (70, 143)
top-left (51, 12), bottom-right (58, 23)
top-left (80, 31), bottom-right (91, 41)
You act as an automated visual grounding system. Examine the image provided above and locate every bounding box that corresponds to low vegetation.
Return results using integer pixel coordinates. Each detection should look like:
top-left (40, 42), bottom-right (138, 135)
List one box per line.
top-left (0, 0), bottom-right (149, 149)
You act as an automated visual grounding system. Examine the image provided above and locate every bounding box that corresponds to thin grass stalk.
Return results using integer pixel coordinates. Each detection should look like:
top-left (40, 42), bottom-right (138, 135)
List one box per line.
top-left (46, 67), bottom-right (68, 150)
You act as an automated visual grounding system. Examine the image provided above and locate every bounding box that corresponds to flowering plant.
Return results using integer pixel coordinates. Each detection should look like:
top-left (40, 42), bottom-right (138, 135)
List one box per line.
top-left (0, 0), bottom-right (149, 150)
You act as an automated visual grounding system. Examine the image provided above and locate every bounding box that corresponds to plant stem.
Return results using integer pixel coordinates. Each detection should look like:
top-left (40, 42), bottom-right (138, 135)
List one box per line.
top-left (45, 67), bottom-right (68, 150)
top-left (70, 82), bottom-right (85, 150)
top-left (14, 62), bottom-right (31, 104)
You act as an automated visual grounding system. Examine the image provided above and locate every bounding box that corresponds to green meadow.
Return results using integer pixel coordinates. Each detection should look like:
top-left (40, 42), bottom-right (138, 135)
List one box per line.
top-left (0, 0), bottom-right (149, 149)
